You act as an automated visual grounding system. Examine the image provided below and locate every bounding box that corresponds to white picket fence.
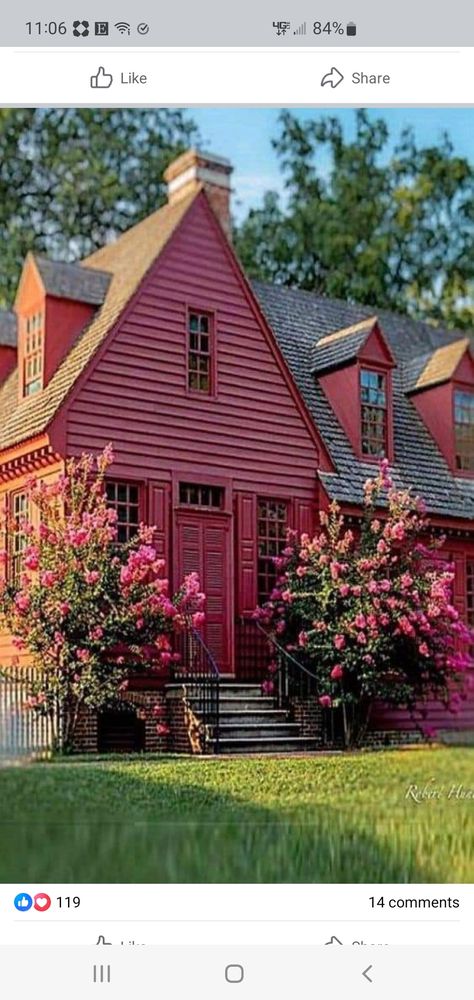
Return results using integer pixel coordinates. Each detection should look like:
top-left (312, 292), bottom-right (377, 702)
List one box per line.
top-left (0, 670), bottom-right (53, 761)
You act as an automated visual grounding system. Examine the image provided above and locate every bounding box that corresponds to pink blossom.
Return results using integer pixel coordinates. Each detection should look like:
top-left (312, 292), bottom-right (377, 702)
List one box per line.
top-left (357, 631), bottom-right (367, 644)
top-left (14, 592), bottom-right (30, 613)
top-left (156, 723), bottom-right (170, 736)
top-left (76, 648), bottom-right (91, 663)
top-left (0, 549), bottom-right (7, 565)
top-left (84, 569), bottom-right (100, 585)
top-left (419, 642), bottom-right (429, 657)
top-left (392, 521), bottom-right (405, 542)
top-left (379, 579), bottom-right (391, 592)
top-left (330, 561), bottom-right (342, 580)
top-left (377, 539), bottom-right (388, 555)
top-left (24, 547), bottom-right (39, 571)
top-left (318, 695), bottom-right (332, 708)
top-left (330, 664), bottom-right (344, 680)
top-left (352, 586), bottom-right (362, 597)
top-left (296, 565), bottom-right (308, 578)
top-left (334, 634), bottom-right (346, 651)
top-left (90, 626), bottom-right (104, 641)
top-left (40, 570), bottom-right (57, 588)
top-left (59, 601), bottom-right (71, 616)
top-left (298, 630), bottom-right (309, 648)
top-left (354, 613), bottom-right (366, 629)
top-left (339, 583), bottom-right (350, 597)
top-left (262, 679), bottom-right (274, 695)
top-left (401, 573), bottom-right (413, 590)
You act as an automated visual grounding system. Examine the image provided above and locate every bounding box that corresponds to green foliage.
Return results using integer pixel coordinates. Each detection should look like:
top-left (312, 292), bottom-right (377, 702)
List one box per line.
top-left (256, 462), bottom-right (472, 747)
top-left (0, 108), bottom-right (199, 305)
top-left (0, 447), bottom-right (204, 752)
top-left (235, 109), bottom-right (474, 329)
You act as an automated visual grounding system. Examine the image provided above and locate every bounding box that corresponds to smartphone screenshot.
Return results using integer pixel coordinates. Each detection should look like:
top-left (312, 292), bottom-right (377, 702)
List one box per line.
top-left (0, 1), bottom-right (473, 995)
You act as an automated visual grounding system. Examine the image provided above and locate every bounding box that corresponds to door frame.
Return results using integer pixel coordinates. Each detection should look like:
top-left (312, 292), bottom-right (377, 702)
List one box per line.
top-left (173, 495), bottom-right (235, 676)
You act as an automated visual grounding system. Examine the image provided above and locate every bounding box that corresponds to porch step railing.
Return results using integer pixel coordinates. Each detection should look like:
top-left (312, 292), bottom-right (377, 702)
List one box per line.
top-left (173, 627), bottom-right (221, 753)
top-left (247, 617), bottom-right (344, 746)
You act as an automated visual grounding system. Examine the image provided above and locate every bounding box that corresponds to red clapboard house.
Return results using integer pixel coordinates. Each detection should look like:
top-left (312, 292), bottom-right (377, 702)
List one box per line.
top-left (0, 149), bottom-right (473, 754)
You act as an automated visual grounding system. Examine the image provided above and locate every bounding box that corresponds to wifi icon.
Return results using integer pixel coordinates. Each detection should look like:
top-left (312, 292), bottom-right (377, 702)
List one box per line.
top-left (114, 21), bottom-right (131, 34)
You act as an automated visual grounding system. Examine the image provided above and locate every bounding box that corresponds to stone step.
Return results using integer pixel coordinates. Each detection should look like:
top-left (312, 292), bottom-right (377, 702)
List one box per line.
top-left (194, 697), bottom-right (276, 714)
top-left (218, 684), bottom-right (264, 697)
top-left (217, 736), bottom-right (319, 754)
top-left (219, 710), bottom-right (289, 725)
top-left (218, 723), bottom-right (300, 739)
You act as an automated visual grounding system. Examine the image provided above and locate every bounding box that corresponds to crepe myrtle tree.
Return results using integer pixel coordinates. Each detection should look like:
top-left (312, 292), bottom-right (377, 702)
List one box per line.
top-left (0, 446), bottom-right (205, 753)
top-left (254, 461), bottom-right (473, 748)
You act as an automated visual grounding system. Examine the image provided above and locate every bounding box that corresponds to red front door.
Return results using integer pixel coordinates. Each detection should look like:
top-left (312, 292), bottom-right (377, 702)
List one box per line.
top-left (175, 512), bottom-right (233, 673)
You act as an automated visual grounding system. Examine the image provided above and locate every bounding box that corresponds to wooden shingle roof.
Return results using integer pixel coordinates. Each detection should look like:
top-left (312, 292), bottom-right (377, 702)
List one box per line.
top-left (0, 189), bottom-right (199, 451)
top-left (413, 338), bottom-right (470, 391)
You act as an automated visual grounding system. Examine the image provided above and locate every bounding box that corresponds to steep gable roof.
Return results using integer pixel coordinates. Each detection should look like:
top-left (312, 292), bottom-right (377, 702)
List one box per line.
top-left (311, 317), bottom-right (378, 374)
top-left (410, 338), bottom-right (471, 392)
top-left (253, 281), bottom-right (474, 522)
top-left (0, 189), bottom-right (199, 451)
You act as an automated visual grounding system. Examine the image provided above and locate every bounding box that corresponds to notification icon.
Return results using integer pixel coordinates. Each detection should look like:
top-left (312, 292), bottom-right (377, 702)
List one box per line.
top-left (34, 893), bottom-right (51, 912)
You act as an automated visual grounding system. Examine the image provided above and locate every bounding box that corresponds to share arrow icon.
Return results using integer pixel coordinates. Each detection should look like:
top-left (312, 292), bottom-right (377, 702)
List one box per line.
top-left (321, 66), bottom-right (344, 88)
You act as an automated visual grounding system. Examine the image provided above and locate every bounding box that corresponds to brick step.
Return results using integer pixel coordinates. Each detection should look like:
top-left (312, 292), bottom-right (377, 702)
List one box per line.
top-left (217, 736), bottom-right (319, 754)
top-left (218, 723), bottom-right (300, 739)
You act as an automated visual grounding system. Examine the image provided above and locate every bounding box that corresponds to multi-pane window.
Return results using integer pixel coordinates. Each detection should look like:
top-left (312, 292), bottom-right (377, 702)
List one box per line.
top-left (8, 492), bottom-right (28, 586)
top-left (23, 312), bottom-right (44, 396)
top-left (360, 368), bottom-right (388, 457)
top-left (467, 560), bottom-right (474, 629)
top-left (187, 311), bottom-right (212, 393)
top-left (454, 390), bottom-right (474, 471)
top-left (105, 482), bottom-right (140, 543)
top-left (179, 482), bottom-right (224, 509)
top-left (257, 499), bottom-right (288, 604)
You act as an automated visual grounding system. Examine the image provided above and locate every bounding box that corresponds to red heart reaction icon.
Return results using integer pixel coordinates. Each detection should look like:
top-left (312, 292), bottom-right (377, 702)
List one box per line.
top-left (34, 893), bottom-right (51, 912)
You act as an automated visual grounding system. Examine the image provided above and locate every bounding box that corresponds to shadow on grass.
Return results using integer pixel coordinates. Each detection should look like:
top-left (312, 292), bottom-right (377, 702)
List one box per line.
top-left (0, 760), bottom-right (444, 883)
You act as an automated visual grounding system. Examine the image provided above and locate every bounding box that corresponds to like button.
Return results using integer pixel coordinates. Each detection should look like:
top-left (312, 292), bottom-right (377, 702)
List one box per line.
top-left (90, 67), bottom-right (113, 89)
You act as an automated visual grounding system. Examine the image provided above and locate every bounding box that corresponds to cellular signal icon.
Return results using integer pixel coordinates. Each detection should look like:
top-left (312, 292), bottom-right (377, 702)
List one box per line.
top-left (293, 21), bottom-right (307, 35)
top-left (114, 21), bottom-right (131, 34)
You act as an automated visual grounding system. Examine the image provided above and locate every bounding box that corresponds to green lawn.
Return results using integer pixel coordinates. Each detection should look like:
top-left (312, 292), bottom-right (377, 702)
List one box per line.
top-left (0, 748), bottom-right (473, 882)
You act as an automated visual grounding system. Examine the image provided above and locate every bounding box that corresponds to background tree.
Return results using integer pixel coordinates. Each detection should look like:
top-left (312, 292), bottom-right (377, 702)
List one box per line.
top-left (235, 109), bottom-right (474, 329)
top-left (0, 108), bottom-right (199, 305)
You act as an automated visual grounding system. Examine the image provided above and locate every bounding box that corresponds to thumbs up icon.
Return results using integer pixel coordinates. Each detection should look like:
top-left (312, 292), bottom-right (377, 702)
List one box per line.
top-left (90, 67), bottom-right (113, 88)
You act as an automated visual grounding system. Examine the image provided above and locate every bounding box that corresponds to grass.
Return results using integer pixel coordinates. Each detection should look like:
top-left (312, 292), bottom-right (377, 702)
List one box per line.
top-left (0, 748), bottom-right (473, 882)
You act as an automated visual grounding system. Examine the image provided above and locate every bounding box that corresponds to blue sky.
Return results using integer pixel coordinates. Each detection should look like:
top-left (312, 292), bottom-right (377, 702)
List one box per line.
top-left (191, 108), bottom-right (474, 220)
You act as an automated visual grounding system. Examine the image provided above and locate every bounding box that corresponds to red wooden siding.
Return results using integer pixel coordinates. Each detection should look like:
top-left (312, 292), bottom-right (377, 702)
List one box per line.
top-left (62, 195), bottom-right (321, 499)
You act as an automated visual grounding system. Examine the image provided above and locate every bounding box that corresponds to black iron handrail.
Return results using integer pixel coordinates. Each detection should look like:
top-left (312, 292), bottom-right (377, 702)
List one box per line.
top-left (173, 626), bottom-right (220, 753)
top-left (253, 618), bottom-right (319, 707)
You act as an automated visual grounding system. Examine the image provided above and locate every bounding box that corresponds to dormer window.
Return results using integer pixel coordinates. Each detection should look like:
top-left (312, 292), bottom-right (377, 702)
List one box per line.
top-left (360, 368), bottom-right (387, 457)
top-left (454, 389), bottom-right (474, 471)
top-left (23, 311), bottom-right (43, 396)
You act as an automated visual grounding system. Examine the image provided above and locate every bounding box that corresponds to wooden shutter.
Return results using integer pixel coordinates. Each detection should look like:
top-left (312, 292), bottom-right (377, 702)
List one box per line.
top-left (235, 492), bottom-right (257, 614)
top-left (148, 483), bottom-right (171, 564)
top-left (294, 497), bottom-right (316, 539)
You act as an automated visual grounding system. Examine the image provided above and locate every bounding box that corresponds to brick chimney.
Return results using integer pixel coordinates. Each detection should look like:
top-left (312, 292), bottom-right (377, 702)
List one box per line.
top-left (164, 149), bottom-right (233, 238)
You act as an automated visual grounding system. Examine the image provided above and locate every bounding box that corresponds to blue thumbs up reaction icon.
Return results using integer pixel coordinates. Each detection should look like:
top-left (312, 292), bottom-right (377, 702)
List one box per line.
top-left (14, 893), bottom-right (33, 912)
